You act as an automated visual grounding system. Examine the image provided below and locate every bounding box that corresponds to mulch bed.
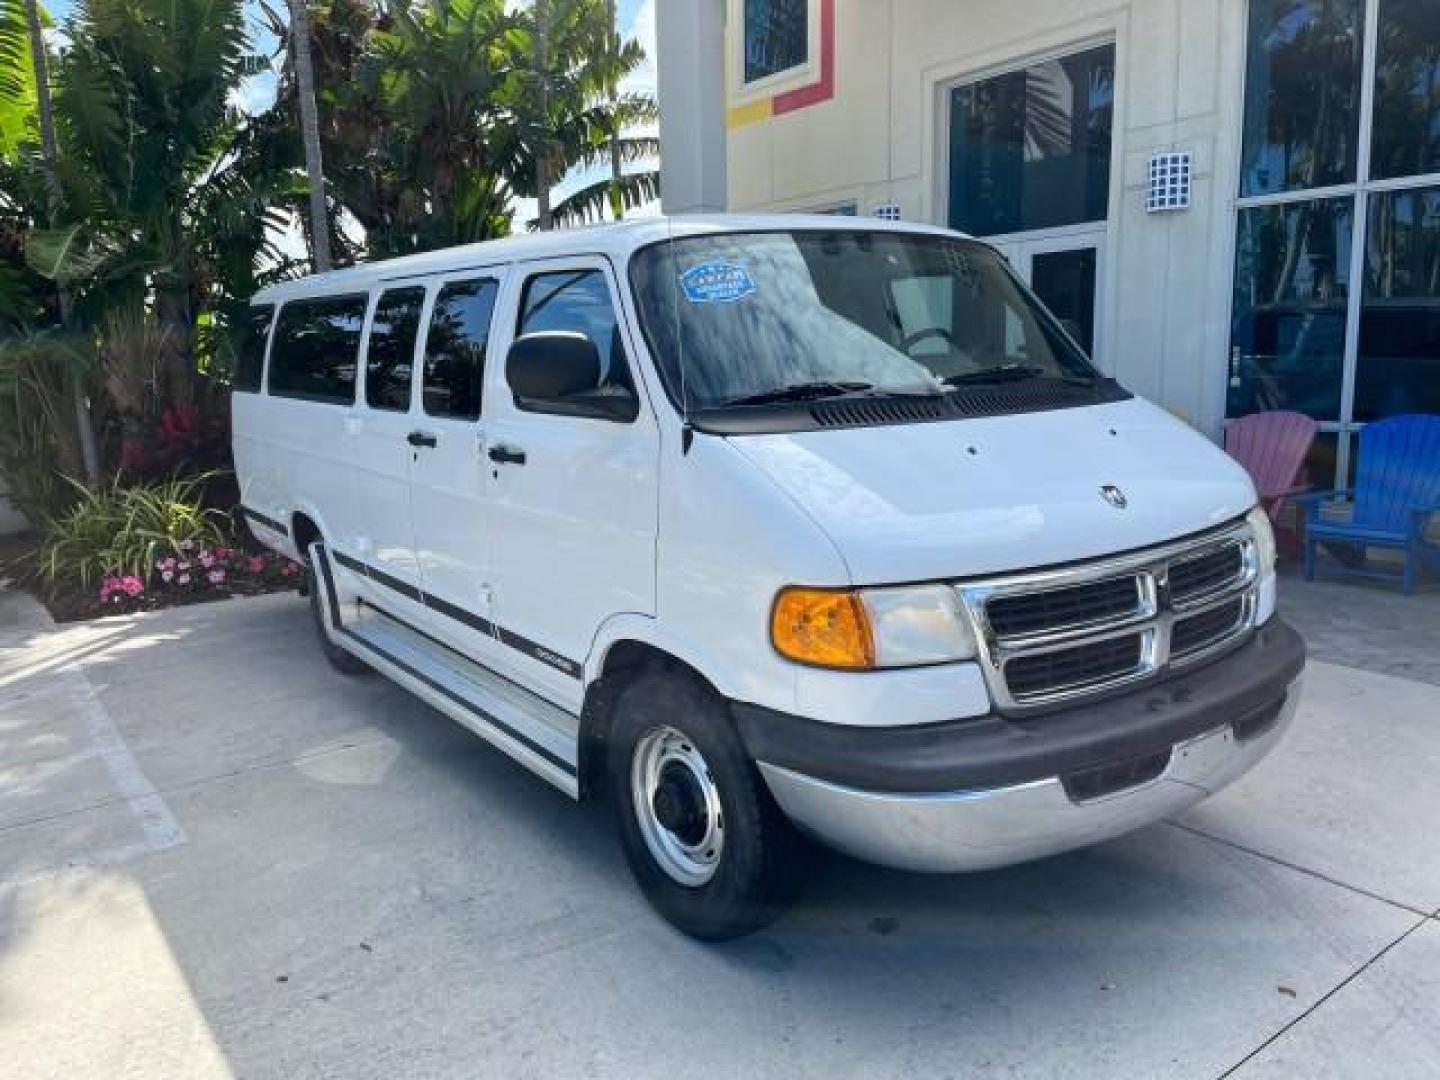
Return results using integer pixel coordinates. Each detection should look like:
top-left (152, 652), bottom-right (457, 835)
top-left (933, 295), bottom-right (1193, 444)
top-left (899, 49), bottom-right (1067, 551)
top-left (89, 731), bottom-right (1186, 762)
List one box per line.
top-left (0, 531), bottom-right (302, 624)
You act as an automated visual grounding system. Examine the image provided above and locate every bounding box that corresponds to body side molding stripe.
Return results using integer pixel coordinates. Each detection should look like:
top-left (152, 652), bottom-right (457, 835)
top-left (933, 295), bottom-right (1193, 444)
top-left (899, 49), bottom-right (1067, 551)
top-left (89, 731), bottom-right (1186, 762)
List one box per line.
top-left (241, 505), bottom-right (290, 537)
top-left (330, 548), bottom-right (582, 680)
top-left (313, 548), bottom-right (576, 777)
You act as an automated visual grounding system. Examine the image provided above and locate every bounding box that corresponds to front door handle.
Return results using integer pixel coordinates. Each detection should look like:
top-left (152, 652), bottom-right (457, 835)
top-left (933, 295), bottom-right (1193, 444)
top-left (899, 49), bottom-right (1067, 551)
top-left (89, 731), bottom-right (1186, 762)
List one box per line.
top-left (407, 431), bottom-right (438, 448)
top-left (487, 444), bottom-right (527, 466)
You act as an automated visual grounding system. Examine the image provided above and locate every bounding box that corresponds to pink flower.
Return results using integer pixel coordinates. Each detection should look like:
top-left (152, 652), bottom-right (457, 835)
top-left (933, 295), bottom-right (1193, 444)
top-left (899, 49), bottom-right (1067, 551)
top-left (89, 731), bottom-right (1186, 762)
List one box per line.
top-left (207, 569), bottom-right (226, 585)
top-left (177, 561), bottom-right (191, 572)
top-left (161, 570), bottom-right (174, 583)
top-left (121, 576), bottom-right (144, 597)
top-left (215, 546), bottom-right (232, 560)
top-left (246, 556), bottom-right (266, 575)
top-left (178, 573), bottom-right (192, 585)
top-left (199, 553), bottom-right (215, 569)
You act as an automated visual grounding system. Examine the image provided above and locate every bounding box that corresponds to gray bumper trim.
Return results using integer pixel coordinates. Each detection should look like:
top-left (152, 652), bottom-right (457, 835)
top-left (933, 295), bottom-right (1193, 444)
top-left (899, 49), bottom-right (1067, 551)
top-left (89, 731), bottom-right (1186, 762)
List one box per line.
top-left (759, 680), bottom-right (1300, 873)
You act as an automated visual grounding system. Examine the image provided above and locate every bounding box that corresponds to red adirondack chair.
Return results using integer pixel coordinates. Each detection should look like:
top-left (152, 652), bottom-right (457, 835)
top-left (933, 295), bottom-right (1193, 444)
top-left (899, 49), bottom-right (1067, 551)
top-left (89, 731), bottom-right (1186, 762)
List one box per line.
top-left (1224, 411), bottom-right (1319, 531)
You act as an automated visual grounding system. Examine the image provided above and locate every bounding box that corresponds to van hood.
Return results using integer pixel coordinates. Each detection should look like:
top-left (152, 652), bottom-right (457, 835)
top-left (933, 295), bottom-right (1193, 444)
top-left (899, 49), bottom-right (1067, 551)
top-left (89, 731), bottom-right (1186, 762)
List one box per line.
top-left (729, 398), bottom-right (1257, 584)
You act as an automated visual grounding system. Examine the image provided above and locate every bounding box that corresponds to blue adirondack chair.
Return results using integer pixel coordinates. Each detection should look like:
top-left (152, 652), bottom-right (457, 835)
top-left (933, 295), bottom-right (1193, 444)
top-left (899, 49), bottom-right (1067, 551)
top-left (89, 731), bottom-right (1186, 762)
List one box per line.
top-left (1302, 414), bottom-right (1440, 594)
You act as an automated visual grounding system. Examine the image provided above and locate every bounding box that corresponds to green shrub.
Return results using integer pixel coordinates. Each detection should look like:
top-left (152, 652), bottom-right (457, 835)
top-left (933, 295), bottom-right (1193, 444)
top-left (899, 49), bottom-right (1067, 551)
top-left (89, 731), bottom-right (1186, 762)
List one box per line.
top-left (40, 476), bottom-right (227, 588)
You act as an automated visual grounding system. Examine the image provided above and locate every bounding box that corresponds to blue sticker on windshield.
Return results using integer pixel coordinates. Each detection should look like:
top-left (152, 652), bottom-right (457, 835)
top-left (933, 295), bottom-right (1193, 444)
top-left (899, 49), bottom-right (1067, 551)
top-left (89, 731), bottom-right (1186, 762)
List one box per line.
top-left (681, 262), bottom-right (757, 304)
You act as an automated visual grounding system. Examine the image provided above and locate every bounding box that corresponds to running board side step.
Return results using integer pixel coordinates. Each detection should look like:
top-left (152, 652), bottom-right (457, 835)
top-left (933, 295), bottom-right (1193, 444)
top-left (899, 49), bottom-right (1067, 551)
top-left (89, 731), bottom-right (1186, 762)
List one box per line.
top-left (313, 545), bottom-right (581, 798)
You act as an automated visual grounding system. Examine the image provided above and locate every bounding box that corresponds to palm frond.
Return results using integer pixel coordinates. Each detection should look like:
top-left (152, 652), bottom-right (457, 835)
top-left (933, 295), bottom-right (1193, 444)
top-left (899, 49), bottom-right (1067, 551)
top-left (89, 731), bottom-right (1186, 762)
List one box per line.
top-left (546, 167), bottom-right (658, 229)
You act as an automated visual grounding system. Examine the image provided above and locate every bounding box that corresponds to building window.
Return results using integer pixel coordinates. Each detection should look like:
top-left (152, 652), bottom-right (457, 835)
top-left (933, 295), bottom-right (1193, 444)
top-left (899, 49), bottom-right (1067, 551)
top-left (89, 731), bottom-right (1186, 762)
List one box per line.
top-left (1355, 184), bottom-right (1440, 420)
top-left (946, 44), bottom-right (1115, 236)
top-left (744, 0), bottom-right (808, 84)
top-left (1228, 198), bottom-right (1352, 420)
top-left (1371, 0), bottom-right (1440, 180)
top-left (1239, 0), bottom-right (1364, 197)
top-left (1230, 0), bottom-right (1440, 490)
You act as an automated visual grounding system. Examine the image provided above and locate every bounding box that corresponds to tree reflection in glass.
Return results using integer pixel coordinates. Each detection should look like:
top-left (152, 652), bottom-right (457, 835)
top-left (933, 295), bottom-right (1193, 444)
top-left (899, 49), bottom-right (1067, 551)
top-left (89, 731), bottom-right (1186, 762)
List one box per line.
top-left (1240, 0), bottom-right (1364, 197)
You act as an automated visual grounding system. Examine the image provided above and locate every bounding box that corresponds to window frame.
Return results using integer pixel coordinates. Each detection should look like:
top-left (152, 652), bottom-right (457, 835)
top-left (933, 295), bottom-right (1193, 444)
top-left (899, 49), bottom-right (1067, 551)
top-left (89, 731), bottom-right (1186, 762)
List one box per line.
top-left (360, 284), bottom-right (429, 415)
top-left (1226, 0), bottom-right (1440, 492)
top-left (417, 273), bottom-right (504, 423)
top-left (940, 40), bottom-right (1118, 238)
top-left (266, 292), bottom-right (369, 407)
top-left (507, 259), bottom-right (642, 426)
top-left (233, 303), bottom-right (275, 395)
top-left (728, 0), bottom-right (821, 101)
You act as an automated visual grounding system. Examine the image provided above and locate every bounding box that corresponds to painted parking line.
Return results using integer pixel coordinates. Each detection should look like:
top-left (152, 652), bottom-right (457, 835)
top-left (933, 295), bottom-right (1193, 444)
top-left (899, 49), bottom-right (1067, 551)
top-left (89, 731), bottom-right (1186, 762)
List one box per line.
top-left (0, 660), bottom-right (186, 891)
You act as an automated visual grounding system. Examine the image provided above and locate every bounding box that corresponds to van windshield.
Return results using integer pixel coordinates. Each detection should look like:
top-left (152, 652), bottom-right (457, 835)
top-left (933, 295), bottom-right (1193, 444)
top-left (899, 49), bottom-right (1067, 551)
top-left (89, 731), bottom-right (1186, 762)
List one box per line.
top-left (629, 230), bottom-right (1100, 414)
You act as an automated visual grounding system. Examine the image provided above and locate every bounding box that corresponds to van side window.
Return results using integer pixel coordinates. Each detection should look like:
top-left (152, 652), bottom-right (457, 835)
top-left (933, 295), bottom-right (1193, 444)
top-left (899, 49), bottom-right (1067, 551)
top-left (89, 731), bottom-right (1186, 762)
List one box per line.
top-left (518, 270), bottom-right (633, 390)
top-left (233, 304), bottom-right (274, 393)
top-left (269, 295), bottom-right (367, 405)
top-left (366, 287), bottom-right (425, 412)
top-left (423, 278), bottom-right (498, 420)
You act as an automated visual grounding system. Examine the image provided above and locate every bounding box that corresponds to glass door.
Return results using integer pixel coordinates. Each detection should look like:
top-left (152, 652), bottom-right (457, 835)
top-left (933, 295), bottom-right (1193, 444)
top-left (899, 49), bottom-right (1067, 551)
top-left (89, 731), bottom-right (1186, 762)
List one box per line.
top-left (994, 232), bottom-right (1104, 358)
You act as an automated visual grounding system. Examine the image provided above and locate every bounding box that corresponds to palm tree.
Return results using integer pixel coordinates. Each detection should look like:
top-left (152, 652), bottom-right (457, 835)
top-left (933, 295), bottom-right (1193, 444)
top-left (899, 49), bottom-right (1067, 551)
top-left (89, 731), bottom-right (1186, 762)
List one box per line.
top-left (359, 0), bottom-right (526, 250)
top-left (24, 0), bottom-right (291, 393)
top-left (533, 0), bottom-right (553, 231)
top-left (518, 0), bottom-right (659, 229)
top-left (6, 0), bottom-right (101, 483)
top-left (288, 0), bottom-right (333, 271)
top-left (546, 3), bottom-right (659, 227)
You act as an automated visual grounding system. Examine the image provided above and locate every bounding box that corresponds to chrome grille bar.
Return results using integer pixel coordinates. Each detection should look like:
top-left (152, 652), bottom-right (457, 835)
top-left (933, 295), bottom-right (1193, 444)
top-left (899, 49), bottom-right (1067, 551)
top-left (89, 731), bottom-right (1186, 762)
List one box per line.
top-left (957, 521), bottom-right (1260, 713)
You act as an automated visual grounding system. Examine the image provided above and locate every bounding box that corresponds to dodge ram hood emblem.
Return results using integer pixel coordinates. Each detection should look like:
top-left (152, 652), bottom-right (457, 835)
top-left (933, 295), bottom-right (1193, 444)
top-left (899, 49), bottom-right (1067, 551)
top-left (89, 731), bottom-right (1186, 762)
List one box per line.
top-left (1100, 485), bottom-right (1128, 509)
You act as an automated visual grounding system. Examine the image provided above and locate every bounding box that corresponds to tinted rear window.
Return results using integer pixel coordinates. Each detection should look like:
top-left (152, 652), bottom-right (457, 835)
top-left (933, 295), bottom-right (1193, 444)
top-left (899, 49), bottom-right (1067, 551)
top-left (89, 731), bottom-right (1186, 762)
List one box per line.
top-left (423, 279), bottom-right (498, 420)
top-left (233, 304), bottom-right (274, 393)
top-left (270, 295), bottom-right (367, 404)
top-left (366, 287), bottom-right (426, 412)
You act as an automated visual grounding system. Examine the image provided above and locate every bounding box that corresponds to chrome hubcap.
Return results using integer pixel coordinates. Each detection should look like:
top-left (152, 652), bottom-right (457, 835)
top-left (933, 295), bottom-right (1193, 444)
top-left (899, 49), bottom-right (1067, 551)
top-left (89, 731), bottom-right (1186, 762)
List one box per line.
top-left (631, 726), bottom-right (724, 886)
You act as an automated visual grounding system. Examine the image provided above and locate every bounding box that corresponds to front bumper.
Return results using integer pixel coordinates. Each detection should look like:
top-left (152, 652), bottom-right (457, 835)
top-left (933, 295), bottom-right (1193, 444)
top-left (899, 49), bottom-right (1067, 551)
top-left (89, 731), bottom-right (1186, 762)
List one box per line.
top-left (739, 618), bottom-right (1304, 873)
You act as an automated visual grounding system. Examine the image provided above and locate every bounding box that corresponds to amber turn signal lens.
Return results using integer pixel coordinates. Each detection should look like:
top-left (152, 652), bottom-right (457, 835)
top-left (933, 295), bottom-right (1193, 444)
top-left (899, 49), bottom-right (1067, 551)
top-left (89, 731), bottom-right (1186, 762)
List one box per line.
top-left (771, 588), bottom-right (875, 670)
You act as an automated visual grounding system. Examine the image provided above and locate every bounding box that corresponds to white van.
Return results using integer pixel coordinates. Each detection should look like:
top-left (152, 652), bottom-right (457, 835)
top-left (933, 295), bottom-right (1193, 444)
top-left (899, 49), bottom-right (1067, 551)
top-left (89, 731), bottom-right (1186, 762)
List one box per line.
top-left (234, 216), bottom-right (1305, 938)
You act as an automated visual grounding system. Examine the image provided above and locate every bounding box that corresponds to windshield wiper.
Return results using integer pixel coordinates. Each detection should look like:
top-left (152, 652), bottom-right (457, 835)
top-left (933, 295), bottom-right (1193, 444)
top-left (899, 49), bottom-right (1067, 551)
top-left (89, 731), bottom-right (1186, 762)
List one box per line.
top-left (721, 381), bottom-right (876, 407)
top-left (943, 365), bottom-right (1100, 388)
top-left (942, 364), bottom-right (1046, 386)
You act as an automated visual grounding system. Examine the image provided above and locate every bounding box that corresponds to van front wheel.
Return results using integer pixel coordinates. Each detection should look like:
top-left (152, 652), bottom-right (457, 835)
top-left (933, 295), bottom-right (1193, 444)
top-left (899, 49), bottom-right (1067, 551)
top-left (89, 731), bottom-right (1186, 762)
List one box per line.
top-left (608, 669), bottom-right (806, 939)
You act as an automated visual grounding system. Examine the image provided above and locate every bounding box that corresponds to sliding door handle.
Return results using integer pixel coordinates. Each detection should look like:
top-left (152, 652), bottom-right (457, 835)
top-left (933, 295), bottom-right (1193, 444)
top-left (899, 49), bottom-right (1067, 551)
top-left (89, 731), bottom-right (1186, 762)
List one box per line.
top-left (407, 431), bottom-right (438, 448)
top-left (487, 444), bottom-right (527, 466)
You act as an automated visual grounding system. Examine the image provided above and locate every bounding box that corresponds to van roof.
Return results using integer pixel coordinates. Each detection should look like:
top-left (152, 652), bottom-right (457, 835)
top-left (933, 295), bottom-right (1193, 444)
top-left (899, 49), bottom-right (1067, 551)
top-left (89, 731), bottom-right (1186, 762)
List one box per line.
top-left (249, 213), bottom-right (967, 305)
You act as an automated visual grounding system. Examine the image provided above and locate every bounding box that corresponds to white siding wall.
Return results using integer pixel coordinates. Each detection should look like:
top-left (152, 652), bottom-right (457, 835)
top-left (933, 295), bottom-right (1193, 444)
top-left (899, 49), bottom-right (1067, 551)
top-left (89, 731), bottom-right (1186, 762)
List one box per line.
top-left (723, 0), bottom-right (1251, 438)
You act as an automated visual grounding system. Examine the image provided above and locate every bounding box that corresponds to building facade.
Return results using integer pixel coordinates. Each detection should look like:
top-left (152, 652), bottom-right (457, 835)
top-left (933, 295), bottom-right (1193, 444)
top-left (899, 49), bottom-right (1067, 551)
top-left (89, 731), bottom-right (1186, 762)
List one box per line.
top-left (659, 0), bottom-right (1440, 490)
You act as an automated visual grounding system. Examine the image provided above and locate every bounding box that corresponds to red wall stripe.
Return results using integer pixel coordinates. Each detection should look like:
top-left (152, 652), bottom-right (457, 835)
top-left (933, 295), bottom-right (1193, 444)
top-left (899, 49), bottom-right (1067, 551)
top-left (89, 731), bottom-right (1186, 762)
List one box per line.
top-left (772, 0), bottom-right (836, 116)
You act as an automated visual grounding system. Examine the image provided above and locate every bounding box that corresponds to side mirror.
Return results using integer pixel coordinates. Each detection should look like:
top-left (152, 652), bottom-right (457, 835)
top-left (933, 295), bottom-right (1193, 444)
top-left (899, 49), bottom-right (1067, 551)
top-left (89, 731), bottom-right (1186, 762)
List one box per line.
top-left (506, 331), bottom-right (637, 422)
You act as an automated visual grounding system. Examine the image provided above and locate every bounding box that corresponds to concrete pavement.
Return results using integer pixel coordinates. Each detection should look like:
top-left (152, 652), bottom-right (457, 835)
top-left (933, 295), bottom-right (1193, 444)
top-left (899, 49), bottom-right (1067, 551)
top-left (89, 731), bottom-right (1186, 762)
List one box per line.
top-left (1, 588), bottom-right (1436, 1079)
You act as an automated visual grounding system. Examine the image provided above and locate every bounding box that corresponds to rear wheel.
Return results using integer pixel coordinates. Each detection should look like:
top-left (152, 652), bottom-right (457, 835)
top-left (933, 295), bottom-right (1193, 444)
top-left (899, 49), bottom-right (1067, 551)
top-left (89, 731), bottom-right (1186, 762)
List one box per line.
top-left (608, 668), bottom-right (806, 939)
top-left (304, 550), bottom-right (370, 676)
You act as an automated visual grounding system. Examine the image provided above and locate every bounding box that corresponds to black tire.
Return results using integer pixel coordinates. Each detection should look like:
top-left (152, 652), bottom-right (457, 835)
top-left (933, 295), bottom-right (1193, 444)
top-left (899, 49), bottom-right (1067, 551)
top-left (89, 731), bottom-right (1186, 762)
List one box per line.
top-left (305, 555), bottom-right (370, 676)
top-left (608, 667), bottom-right (807, 940)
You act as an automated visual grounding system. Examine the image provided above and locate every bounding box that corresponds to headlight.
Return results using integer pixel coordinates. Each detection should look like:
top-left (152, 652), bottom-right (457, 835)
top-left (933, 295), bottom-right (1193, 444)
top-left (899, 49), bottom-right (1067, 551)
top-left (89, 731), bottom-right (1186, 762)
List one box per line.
top-left (771, 584), bottom-right (976, 670)
top-left (1246, 505), bottom-right (1277, 578)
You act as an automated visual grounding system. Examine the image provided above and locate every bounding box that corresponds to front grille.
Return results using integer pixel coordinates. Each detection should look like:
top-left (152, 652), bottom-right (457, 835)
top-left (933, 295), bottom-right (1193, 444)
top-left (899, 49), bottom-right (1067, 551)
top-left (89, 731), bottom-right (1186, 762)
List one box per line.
top-left (1169, 543), bottom-right (1244, 604)
top-left (1172, 598), bottom-right (1246, 659)
top-left (1005, 634), bottom-right (1145, 700)
top-left (986, 575), bottom-right (1141, 639)
top-left (960, 522), bottom-right (1260, 712)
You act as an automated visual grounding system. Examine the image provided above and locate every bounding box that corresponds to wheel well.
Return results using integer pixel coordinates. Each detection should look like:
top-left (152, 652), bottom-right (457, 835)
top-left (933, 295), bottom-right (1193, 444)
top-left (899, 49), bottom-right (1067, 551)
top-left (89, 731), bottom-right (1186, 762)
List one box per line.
top-left (291, 513), bottom-right (321, 558)
top-left (577, 640), bottom-right (713, 801)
